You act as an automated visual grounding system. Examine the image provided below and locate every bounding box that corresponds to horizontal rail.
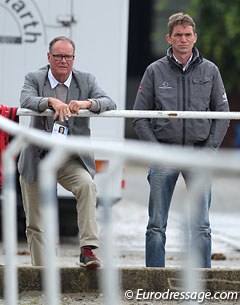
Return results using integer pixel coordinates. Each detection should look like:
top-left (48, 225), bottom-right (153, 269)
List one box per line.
top-left (16, 108), bottom-right (240, 119)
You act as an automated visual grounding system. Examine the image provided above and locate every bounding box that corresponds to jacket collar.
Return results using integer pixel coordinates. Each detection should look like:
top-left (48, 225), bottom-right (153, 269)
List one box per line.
top-left (167, 46), bottom-right (203, 71)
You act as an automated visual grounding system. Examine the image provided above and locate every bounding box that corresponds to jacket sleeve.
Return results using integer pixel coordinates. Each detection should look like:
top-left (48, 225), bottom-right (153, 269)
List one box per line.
top-left (132, 66), bottom-right (159, 142)
top-left (204, 65), bottom-right (230, 150)
top-left (20, 70), bottom-right (48, 112)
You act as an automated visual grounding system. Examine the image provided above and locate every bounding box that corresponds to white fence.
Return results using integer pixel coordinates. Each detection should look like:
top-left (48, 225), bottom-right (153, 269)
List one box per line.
top-left (0, 109), bottom-right (239, 305)
top-left (17, 108), bottom-right (240, 119)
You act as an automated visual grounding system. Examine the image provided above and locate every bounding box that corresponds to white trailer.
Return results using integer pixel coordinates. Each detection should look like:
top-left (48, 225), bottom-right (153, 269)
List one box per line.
top-left (0, 0), bottom-right (129, 234)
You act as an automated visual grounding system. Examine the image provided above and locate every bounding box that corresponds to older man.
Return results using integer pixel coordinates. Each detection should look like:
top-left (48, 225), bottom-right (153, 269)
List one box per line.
top-left (18, 36), bottom-right (116, 268)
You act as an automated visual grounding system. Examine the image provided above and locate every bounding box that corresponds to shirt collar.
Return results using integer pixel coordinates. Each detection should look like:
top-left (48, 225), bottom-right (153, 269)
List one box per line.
top-left (173, 54), bottom-right (193, 71)
top-left (48, 68), bottom-right (72, 89)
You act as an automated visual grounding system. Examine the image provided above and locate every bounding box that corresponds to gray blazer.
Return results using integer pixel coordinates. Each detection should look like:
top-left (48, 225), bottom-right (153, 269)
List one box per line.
top-left (18, 65), bottom-right (117, 183)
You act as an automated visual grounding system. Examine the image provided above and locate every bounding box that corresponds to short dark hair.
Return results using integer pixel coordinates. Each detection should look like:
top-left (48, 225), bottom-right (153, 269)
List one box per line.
top-left (168, 12), bottom-right (196, 35)
top-left (49, 36), bottom-right (75, 53)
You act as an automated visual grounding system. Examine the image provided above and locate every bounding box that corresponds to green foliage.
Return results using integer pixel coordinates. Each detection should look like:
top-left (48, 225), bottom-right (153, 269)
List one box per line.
top-left (189, 0), bottom-right (240, 93)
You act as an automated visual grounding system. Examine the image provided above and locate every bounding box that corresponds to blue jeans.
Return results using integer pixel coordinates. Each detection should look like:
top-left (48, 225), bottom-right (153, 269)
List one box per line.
top-left (146, 165), bottom-right (212, 268)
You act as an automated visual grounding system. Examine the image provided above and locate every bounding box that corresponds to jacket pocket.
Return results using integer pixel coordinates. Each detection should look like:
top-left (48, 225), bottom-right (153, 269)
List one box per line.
top-left (190, 77), bottom-right (212, 109)
top-left (191, 77), bottom-right (212, 96)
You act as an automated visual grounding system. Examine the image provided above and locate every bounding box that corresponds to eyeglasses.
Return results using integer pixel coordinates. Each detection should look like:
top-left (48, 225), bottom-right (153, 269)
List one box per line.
top-left (51, 54), bottom-right (75, 61)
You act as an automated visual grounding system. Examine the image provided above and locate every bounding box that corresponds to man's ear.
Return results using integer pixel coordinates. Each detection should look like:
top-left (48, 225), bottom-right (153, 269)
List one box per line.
top-left (194, 33), bottom-right (198, 43)
top-left (166, 34), bottom-right (171, 44)
top-left (47, 52), bottom-right (51, 62)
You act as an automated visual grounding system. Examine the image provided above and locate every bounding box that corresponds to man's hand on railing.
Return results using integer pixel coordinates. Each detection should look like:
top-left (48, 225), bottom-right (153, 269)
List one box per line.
top-left (48, 97), bottom-right (72, 121)
top-left (68, 99), bottom-right (92, 114)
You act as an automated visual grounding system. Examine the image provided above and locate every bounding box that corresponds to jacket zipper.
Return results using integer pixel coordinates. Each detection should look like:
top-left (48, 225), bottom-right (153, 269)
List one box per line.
top-left (182, 74), bottom-right (186, 146)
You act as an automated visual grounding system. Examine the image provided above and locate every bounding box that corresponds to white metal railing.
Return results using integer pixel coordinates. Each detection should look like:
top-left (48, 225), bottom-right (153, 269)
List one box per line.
top-left (1, 109), bottom-right (240, 305)
top-left (17, 108), bottom-right (240, 119)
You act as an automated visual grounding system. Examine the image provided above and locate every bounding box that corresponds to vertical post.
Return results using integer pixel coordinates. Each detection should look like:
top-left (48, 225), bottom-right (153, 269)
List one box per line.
top-left (99, 156), bottom-right (123, 305)
top-left (100, 197), bottom-right (120, 305)
top-left (182, 171), bottom-right (211, 304)
top-left (2, 137), bottom-right (23, 305)
top-left (39, 147), bottom-right (69, 305)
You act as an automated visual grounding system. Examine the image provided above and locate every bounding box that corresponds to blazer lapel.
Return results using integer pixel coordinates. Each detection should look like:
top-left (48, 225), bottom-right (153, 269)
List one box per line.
top-left (67, 78), bottom-right (82, 131)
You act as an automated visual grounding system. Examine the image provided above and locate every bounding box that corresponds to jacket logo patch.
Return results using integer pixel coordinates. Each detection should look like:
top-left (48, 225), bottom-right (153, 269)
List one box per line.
top-left (159, 81), bottom-right (172, 89)
top-left (222, 92), bottom-right (228, 102)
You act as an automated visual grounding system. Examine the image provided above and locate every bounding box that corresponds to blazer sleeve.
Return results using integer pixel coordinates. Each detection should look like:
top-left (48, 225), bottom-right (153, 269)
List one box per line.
top-left (20, 68), bottom-right (49, 112)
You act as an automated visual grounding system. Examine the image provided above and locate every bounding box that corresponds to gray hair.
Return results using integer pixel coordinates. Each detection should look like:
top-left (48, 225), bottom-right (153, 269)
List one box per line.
top-left (49, 36), bottom-right (75, 52)
top-left (168, 12), bottom-right (196, 35)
